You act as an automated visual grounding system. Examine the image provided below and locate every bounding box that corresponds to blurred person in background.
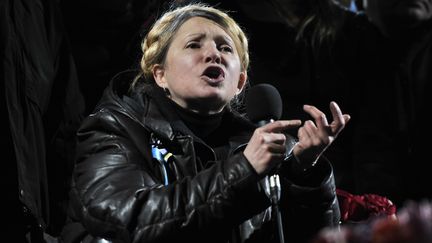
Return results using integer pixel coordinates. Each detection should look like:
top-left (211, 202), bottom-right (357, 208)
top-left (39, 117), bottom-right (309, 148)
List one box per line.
top-left (345, 0), bottom-right (432, 207)
top-left (233, 0), bottom-right (432, 208)
top-left (1, 0), bottom-right (85, 241)
top-left (262, 0), bottom-right (432, 208)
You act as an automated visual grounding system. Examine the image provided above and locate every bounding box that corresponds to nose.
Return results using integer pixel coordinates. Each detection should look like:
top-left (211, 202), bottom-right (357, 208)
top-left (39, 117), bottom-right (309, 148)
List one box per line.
top-left (204, 44), bottom-right (221, 64)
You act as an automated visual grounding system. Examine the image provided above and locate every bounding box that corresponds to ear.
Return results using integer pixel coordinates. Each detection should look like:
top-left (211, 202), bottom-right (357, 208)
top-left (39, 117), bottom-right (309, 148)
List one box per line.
top-left (236, 71), bottom-right (247, 95)
top-left (152, 64), bottom-right (167, 88)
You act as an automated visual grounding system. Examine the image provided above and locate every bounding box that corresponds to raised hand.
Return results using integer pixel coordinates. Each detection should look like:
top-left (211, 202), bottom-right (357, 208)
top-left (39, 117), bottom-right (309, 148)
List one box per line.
top-left (293, 101), bottom-right (350, 169)
top-left (244, 120), bottom-right (302, 175)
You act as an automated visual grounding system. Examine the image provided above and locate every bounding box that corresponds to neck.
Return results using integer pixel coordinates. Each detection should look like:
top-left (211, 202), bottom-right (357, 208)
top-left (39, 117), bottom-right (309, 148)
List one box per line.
top-left (170, 99), bottom-right (225, 139)
top-left (169, 97), bottom-right (226, 116)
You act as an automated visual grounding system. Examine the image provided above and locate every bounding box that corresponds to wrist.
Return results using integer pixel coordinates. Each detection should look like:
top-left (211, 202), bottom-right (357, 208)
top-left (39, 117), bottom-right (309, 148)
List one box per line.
top-left (292, 154), bottom-right (318, 172)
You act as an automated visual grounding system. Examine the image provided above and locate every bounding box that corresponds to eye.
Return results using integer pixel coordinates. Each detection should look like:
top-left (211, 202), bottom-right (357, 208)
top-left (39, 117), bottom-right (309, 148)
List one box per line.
top-left (186, 42), bottom-right (200, 49)
top-left (219, 44), bottom-right (233, 53)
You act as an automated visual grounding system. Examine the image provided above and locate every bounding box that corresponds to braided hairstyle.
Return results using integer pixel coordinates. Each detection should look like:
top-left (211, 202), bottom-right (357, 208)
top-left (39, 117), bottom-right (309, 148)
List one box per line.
top-left (132, 3), bottom-right (249, 89)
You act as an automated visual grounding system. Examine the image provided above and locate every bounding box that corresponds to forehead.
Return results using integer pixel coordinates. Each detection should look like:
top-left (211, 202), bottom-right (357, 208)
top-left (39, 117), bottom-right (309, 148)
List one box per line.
top-left (174, 17), bottom-right (232, 39)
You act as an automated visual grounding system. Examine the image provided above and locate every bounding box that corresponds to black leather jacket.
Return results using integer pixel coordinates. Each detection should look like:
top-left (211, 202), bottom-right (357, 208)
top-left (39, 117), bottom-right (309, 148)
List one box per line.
top-left (61, 73), bottom-right (340, 243)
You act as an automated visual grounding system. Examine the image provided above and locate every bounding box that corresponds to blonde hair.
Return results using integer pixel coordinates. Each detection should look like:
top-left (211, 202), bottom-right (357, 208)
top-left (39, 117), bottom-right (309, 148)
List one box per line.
top-left (132, 3), bottom-right (249, 87)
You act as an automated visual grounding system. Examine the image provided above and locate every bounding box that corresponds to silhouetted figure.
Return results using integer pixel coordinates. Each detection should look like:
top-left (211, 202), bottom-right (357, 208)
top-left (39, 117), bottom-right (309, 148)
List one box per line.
top-left (1, 0), bottom-right (85, 241)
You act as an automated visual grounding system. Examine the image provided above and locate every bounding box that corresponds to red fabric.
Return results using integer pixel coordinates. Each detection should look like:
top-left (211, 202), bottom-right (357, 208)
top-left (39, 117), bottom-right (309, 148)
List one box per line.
top-left (336, 189), bottom-right (397, 222)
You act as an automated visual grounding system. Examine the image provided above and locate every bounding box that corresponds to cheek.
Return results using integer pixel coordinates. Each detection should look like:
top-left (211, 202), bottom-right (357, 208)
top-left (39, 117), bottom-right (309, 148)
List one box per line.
top-left (227, 74), bottom-right (242, 95)
top-left (166, 58), bottom-right (194, 81)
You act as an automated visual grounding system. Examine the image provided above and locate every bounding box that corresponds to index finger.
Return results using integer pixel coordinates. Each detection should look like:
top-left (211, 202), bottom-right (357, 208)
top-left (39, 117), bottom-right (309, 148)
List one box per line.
top-left (260, 120), bottom-right (302, 133)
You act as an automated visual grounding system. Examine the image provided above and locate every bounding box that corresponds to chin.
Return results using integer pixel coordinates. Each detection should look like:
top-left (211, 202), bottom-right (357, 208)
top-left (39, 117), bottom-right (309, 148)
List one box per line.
top-left (199, 89), bottom-right (225, 100)
top-left (193, 93), bottom-right (224, 105)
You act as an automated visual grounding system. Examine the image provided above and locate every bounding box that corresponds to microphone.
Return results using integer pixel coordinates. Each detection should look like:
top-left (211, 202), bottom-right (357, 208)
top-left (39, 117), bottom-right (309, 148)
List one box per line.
top-left (245, 83), bottom-right (283, 126)
top-left (245, 83), bottom-right (286, 243)
top-left (245, 83), bottom-right (297, 157)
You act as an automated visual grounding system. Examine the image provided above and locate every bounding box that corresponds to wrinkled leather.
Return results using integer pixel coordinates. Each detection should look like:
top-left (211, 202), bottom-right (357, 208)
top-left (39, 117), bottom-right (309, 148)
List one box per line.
top-left (61, 74), bottom-right (340, 243)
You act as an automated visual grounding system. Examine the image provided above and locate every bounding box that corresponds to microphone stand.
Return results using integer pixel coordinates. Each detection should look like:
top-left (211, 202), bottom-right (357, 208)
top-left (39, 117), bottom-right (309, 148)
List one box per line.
top-left (269, 174), bottom-right (285, 243)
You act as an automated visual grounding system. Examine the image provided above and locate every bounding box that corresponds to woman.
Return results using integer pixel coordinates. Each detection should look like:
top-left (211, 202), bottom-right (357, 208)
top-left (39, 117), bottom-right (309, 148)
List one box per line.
top-left (61, 3), bottom-right (350, 243)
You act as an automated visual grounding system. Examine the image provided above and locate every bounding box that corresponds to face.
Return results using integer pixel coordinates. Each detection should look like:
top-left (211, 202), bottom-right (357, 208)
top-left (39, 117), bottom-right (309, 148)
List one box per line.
top-left (153, 17), bottom-right (247, 114)
top-left (366, 0), bottom-right (432, 34)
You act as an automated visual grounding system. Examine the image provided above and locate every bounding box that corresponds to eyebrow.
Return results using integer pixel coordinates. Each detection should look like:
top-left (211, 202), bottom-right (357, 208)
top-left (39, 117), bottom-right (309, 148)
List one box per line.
top-left (184, 32), bottom-right (234, 45)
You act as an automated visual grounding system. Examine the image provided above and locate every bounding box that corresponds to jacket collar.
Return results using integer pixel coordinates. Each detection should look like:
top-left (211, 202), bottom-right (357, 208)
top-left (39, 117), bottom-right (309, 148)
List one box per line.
top-left (98, 70), bottom-right (255, 152)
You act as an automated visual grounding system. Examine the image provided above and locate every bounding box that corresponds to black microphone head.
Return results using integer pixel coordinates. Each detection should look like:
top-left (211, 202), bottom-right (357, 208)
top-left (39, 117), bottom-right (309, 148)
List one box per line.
top-left (246, 83), bottom-right (282, 124)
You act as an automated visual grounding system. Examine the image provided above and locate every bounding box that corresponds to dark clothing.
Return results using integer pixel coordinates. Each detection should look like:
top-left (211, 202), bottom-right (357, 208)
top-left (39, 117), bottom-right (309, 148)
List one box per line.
top-left (274, 12), bottom-right (432, 207)
top-left (236, 4), bottom-right (432, 207)
top-left (61, 72), bottom-right (340, 243)
top-left (59, 0), bottom-right (173, 114)
top-left (1, 0), bottom-right (85, 239)
top-left (345, 18), bottom-right (432, 207)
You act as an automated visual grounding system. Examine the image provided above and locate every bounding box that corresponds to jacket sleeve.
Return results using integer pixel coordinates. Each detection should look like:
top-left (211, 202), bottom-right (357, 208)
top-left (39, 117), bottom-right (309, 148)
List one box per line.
top-left (278, 156), bottom-right (341, 243)
top-left (67, 109), bottom-right (271, 243)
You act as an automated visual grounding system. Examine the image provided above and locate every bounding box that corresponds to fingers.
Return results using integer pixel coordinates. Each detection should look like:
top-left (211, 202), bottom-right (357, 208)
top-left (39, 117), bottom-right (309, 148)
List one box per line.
top-left (259, 132), bottom-right (287, 146)
top-left (268, 143), bottom-right (288, 155)
top-left (329, 101), bottom-right (351, 133)
top-left (253, 120), bottom-right (301, 152)
top-left (299, 120), bottom-right (320, 142)
top-left (343, 114), bottom-right (351, 124)
top-left (303, 104), bottom-right (329, 128)
top-left (293, 102), bottom-right (351, 166)
top-left (258, 120), bottom-right (302, 133)
top-left (244, 120), bottom-right (301, 175)
top-left (329, 101), bottom-right (344, 126)
top-left (256, 133), bottom-right (289, 157)
top-left (303, 101), bottom-right (351, 135)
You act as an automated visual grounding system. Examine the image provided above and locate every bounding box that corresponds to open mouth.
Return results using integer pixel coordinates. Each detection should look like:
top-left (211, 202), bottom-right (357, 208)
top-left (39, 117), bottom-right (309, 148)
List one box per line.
top-left (202, 66), bottom-right (225, 81)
